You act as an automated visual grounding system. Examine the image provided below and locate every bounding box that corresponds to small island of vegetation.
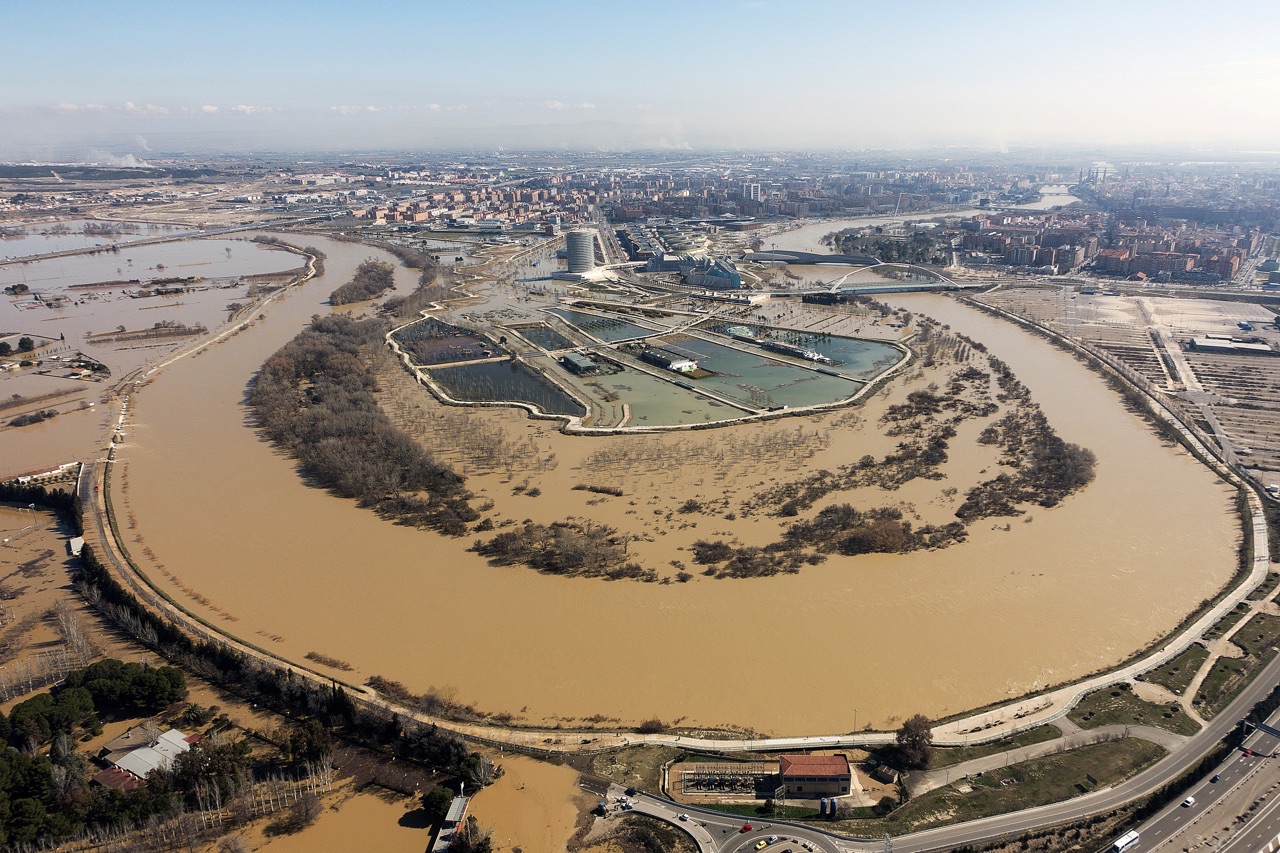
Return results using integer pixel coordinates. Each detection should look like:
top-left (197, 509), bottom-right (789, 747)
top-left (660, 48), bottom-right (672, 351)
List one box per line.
top-left (329, 259), bottom-right (396, 305)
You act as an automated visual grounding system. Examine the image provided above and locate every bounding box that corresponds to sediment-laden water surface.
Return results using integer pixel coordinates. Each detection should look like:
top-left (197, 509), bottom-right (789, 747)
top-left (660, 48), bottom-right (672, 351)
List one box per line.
top-left (115, 234), bottom-right (1237, 734)
top-left (467, 754), bottom-right (583, 853)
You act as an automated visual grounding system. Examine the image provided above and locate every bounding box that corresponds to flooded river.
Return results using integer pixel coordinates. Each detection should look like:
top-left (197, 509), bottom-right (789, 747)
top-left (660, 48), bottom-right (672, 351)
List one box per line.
top-left (115, 233), bottom-right (1237, 734)
top-left (0, 232), bottom-right (304, 478)
top-left (775, 184), bottom-right (1078, 255)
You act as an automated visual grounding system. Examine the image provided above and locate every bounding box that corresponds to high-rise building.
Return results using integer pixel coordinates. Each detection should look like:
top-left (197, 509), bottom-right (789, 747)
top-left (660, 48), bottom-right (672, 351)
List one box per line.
top-left (566, 230), bottom-right (596, 274)
top-left (742, 183), bottom-right (761, 202)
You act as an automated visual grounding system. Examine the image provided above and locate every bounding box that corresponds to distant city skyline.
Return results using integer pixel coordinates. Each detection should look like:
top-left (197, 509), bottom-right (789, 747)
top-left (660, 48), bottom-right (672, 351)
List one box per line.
top-left (5, 0), bottom-right (1280, 160)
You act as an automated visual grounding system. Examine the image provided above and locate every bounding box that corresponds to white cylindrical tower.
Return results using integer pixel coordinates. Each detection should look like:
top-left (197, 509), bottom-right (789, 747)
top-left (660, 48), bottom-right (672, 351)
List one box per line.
top-left (566, 230), bottom-right (596, 274)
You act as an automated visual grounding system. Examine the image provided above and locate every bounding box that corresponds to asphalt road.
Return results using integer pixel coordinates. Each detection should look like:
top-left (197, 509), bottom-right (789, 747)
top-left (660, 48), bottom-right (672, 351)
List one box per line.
top-left (1220, 782), bottom-right (1280, 852)
top-left (1125, 731), bottom-right (1277, 852)
top-left (625, 786), bottom-right (842, 853)
top-left (878, 651), bottom-right (1280, 852)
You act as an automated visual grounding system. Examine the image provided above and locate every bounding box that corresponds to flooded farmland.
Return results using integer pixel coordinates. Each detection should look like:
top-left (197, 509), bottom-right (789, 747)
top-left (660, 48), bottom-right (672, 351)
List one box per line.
top-left (112, 233), bottom-right (1238, 735)
top-left (398, 302), bottom-right (901, 426)
top-left (562, 360), bottom-right (738, 427)
top-left (431, 359), bottom-right (587, 417)
top-left (0, 218), bottom-right (196, 258)
top-left (0, 237), bottom-right (299, 293)
top-left (0, 231), bottom-right (306, 478)
top-left (546, 307), bottom-right (659, 342)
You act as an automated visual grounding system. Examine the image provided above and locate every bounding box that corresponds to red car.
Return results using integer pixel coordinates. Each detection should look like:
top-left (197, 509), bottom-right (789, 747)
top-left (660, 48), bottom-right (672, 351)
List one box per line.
top-left (1243, 748), bottom-right (1255, 757)
top-left (741, 824), bottom-right (753, 833)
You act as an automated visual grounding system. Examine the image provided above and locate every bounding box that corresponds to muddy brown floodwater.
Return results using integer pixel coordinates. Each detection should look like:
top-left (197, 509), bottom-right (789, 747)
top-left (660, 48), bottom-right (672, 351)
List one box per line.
top-left (468, 754), bottom-right (584, 852)
top-left (255, 788), bottom-right (426, 853)
top-left (114, 234), bottom-right (1237, 734)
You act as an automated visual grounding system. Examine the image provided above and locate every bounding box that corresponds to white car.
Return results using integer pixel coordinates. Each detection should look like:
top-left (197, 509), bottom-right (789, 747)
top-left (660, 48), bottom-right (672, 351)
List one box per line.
top-left (1182, 796), bottom-right (1196, 807)
top-left (677, 813), bottom-right (690, 821)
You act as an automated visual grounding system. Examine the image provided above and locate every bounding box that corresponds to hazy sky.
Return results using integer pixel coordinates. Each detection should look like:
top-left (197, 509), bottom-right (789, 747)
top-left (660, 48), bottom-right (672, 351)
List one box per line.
top-left (4, 0), bottom-right (1279, 159)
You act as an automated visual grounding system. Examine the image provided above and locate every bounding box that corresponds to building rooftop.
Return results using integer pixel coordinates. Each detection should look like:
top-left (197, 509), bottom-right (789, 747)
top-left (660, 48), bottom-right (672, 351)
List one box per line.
top-left (779, 754), bottom-right (850, 777)
top-left (1190, 337), bottom-right (1274, 354)
top-left (445, 796), bottom-right (469, 824)
top-left (562, 352), bottom-right (595, 371)
top-left (92, 767), bottom-right (144, 792)
top-left (104, 728), bottom-right (196, 780)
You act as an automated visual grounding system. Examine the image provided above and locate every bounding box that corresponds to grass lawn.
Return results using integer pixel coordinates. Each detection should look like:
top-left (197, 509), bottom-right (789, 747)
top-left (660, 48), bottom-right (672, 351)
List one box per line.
top-left (831, 739), bottom-right (1165, 836)
top-left (1067, 687), bottom-right (1200, 736)
top-left (1205, 602), bottom-right (1252, 640)
top-left (928, 725), bottom-right (1062, 770)
top-left (1196, 612), bottom-right (1280, 718)
top-left (1232, 613), bottom-right (1280, 657)
top-left (589, 745), bottom-right (682, 792)
top-left (1137, 643), bottom-right (1210, 696)
top-left (1248, 572), bottom-right (1280, 601)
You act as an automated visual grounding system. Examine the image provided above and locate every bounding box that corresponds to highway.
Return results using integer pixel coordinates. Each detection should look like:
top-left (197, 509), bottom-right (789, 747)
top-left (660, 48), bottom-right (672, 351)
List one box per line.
top-left (1220, 781), bottom-right (1280, 852)
top-left (1135, 719), bottom-right (1280, 852)
top-left (1131, 747), bottom-right (1259, 845)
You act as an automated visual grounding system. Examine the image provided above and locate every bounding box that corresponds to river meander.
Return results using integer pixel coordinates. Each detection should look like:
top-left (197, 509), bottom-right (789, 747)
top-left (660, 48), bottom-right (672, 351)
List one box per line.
top-left (114, 233), bottom-right (1237, 734)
